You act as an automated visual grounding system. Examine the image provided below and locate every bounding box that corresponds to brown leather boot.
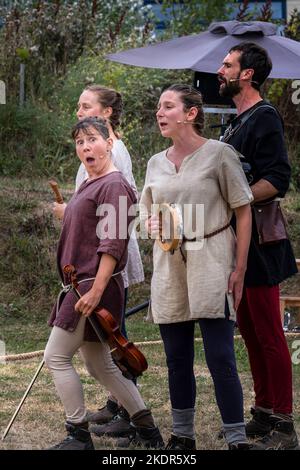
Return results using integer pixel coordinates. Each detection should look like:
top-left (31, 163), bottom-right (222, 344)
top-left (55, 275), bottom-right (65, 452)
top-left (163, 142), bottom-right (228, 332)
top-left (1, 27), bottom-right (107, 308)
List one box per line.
top-left (90, 406), bottom-right (132, 437)
top-left (48, 422), bottom-right (95, 450)
top-left (245, 407), bottom-right (273, 438)
top-left (165, 434), bottom-right (196, 450)
top-left (116, 409), bottom-right (164, 449)
top-left (86, 399), bottom-right (119, 424)
top-left (253, 416), bottom-right (299, 450)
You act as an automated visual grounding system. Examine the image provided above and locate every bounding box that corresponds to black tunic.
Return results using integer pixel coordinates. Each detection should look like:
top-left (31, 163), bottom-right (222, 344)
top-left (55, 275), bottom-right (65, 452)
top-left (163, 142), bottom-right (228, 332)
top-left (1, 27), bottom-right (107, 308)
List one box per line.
top-left (225, 100), bottom-right (297, 286)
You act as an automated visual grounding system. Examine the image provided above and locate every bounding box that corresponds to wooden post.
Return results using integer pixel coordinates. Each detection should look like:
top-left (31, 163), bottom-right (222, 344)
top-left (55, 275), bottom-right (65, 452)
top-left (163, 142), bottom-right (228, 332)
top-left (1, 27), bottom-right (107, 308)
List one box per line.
top-left (0, 80), bottom-right (5, 104)
top-left (19, 63), bottom-right (25, 107)
top-left (280, 259), bottom-right (300, 327)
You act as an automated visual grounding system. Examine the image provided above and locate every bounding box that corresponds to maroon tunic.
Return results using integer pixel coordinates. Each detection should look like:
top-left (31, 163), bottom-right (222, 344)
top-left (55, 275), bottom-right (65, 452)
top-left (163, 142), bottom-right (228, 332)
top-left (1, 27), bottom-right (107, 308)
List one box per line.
top-left (48, 171), bottom-right (137, 341)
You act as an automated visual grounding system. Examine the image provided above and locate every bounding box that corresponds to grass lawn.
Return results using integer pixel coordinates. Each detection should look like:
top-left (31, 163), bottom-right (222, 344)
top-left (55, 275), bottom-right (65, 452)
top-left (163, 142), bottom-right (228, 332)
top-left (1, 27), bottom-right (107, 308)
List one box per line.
top-left (0, 335), bottom-right (299, 450)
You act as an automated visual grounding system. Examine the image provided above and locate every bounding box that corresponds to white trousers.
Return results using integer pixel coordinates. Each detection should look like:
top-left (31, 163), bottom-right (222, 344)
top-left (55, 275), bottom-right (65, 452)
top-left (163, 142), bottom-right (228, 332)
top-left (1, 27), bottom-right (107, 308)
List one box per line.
top-left (44, 315), bottom-right (146, 423)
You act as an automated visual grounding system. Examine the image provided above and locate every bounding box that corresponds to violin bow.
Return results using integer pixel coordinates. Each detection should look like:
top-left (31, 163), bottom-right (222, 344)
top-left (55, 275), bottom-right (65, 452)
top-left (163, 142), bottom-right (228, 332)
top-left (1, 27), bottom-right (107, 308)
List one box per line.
top-left (2, 359), bottom-right (45, 441)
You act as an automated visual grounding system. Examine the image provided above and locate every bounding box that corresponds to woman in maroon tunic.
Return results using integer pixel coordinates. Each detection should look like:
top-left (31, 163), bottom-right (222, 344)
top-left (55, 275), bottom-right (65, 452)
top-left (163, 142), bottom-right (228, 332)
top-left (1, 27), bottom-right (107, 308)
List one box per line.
top-left (44, 117), bottom-right (163, 450)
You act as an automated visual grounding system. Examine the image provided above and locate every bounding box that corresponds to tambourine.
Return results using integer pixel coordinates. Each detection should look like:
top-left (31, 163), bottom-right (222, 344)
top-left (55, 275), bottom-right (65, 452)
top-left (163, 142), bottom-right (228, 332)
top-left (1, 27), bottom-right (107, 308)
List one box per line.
top-left (157, 203), bottom-right (183, 252)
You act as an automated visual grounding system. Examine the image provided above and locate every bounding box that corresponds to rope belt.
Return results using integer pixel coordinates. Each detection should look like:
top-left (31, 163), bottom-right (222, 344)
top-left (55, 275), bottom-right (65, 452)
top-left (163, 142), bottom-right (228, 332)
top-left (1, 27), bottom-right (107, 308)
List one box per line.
top-left (56, 271), bottom-right (123, 316)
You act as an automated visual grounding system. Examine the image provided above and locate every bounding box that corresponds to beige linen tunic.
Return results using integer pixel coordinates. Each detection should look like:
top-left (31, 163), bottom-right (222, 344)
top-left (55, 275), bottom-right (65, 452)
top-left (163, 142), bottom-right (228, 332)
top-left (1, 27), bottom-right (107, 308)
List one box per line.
top-left (140, 139), bottom-right (253, 324)
top-left (76, 139), bottom-right (144, 288)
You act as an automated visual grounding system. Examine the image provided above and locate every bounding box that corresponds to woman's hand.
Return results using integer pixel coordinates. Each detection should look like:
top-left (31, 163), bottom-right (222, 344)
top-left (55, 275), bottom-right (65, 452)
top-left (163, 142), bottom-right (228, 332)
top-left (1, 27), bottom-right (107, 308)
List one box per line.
top-left (145, 214), bottom-right (161, 239)
top-left (228, 269), bottom-right (245, 311)
top-left (53, 202), bottom-right (67, 220)
top-left (74, 253), bottom-right (116, 317)
top-left (75, 288), bottom-right (102, 317)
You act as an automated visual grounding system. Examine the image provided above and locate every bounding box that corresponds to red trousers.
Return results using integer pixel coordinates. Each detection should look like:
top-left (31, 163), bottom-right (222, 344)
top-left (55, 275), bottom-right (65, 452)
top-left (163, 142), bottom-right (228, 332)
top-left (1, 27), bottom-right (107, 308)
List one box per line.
top-left (237, 285), bottom-right (293, 415)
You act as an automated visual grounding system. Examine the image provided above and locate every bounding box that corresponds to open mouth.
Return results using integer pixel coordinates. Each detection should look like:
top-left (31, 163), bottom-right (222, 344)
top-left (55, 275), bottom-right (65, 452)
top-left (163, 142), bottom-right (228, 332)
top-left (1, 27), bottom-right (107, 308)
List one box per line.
top-left (159, 122), bottom-right (168, 129)
top-left (86, 156), bottom-right (95, 163)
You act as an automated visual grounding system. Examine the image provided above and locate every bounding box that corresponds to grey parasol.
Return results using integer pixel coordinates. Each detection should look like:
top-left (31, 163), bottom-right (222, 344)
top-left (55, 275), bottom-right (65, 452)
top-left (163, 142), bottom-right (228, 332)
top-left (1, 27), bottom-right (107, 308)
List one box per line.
top-left (107, 21), bottom-right (300, 79)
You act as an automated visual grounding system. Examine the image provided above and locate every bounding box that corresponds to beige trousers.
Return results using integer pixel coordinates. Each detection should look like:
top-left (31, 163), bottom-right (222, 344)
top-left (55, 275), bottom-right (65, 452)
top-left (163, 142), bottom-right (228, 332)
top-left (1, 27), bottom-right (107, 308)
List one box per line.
top-left (44, 315), bottom-right (146, 424)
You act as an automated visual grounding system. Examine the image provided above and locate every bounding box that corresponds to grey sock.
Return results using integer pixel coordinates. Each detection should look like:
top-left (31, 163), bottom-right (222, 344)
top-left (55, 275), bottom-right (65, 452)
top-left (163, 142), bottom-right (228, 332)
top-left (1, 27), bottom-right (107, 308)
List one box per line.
top-left (172, 408), bottom-right (195, 439)
top-left (223, 422), bottom-right (247, 444)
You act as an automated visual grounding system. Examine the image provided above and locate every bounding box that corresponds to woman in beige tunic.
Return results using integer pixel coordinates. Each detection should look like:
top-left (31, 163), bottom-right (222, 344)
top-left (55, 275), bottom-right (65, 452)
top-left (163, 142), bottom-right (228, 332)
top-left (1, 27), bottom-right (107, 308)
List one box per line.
top-left (140, 84), bottom-right (253, 450)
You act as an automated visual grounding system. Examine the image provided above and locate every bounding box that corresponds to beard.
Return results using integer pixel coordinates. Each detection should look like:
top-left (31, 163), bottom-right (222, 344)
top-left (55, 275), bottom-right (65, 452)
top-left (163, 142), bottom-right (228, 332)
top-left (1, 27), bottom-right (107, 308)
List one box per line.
top-left (218, 75), bottom-right (242, 98)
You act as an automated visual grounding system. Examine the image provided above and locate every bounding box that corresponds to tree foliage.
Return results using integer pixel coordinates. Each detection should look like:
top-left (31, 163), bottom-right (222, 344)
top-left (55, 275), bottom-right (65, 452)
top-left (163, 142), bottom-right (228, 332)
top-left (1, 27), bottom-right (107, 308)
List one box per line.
top-left (160, 0), bottom-right (235, 36)
top-left (0, 1), bottom-right (299, 188)
top-left (0, 0), bottom-right (154, 101)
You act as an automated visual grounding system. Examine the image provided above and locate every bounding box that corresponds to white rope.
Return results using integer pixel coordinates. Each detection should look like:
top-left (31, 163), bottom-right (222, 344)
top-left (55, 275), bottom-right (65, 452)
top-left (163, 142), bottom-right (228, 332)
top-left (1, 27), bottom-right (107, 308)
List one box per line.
top-left (1, 332), bottom-right (299, 362)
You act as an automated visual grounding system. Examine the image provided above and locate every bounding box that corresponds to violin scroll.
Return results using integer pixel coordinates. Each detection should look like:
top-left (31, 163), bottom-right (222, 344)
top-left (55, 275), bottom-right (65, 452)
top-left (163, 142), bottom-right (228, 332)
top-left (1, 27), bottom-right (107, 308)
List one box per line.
top-left (63, 264), bottom-right (79, 290)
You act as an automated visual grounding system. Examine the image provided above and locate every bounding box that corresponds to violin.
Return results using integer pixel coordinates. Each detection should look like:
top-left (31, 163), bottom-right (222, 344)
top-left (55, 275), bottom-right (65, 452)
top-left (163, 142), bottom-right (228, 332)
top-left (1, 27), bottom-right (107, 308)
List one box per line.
top-left (63, 264), bottom-right (148, 380)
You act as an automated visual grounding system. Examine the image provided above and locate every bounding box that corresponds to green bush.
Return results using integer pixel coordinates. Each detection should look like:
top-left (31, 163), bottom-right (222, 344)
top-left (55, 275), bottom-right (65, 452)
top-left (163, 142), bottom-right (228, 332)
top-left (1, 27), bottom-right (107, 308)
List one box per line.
top-left (1, 2), bottom-right (299, 189)
top-left (0, 52), bottom-right (190, 185)
top-left (0, 102), bottom-right (76, 178)
top-left (0, 52), bottom-right (192, 184)
top-left (0, 0), bottom-right (155, 102)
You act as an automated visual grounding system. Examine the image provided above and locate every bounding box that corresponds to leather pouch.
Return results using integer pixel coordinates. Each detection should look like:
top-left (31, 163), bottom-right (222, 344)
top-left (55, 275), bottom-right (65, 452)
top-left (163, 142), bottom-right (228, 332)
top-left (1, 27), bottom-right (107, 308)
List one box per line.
top-left (253, 200), bottom-right (288, 245)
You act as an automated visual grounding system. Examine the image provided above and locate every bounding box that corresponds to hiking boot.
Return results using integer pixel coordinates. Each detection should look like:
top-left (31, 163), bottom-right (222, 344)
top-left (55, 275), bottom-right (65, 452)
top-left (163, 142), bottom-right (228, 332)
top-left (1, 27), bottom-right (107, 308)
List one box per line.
top-left (165, 434), bottom-right (196, 450)
top-left (253, 417), bottom-right (299, 450)
top-left (48, 422), bottom-right (95, 450)
top-left (245, 407), bottom-right (273, 438)
top-left (228, 442), bottom-right (257, 450)
top-left (116, 426), bottom-right (164, 449)
top-left (86, 399), bottom-right (119, 424)
top-left (90, 407), bottom-right (132, 438)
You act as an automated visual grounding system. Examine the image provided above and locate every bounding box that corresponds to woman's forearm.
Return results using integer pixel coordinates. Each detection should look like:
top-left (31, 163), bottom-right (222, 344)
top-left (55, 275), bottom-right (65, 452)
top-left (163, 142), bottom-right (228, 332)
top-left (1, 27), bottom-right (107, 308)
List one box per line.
top-left (74, 253), bottom-right (117, 316)
top-left (92, 253), bottom-right (117, 297)
top-left (234, 204), bottom-right (252, 273)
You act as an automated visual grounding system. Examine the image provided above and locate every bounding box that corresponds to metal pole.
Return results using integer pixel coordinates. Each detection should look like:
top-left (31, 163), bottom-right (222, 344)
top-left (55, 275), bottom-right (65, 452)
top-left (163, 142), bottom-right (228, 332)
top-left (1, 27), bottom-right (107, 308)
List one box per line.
top-left (2, 359), bottom-right (44, 441)
top-left (125, 300), bottom-right (150, 318)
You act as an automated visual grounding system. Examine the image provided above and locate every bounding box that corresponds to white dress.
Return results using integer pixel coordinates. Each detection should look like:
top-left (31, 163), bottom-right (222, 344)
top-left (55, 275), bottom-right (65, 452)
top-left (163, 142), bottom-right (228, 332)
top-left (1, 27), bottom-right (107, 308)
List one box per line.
top-left (75, 139), bottom-right (144, 288)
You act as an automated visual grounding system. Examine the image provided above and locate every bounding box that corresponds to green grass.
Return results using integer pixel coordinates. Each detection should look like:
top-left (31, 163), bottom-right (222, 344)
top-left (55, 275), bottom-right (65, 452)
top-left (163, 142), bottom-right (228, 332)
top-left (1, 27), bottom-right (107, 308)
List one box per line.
top-left (0, 336), bottom-right (299, 450)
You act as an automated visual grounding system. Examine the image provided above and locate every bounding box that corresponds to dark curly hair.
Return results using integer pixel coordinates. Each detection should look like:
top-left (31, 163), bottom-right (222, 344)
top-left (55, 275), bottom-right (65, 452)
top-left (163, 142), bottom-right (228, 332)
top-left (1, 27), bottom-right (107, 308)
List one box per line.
top-left (229, 42), bottom-right (272, 91)
top-left (72, 117), bottom-right (109, 140)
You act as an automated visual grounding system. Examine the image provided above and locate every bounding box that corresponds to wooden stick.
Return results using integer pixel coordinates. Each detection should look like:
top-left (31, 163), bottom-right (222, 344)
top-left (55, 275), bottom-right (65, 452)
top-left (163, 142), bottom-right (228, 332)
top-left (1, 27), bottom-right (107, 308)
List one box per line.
top-left (2, 360), bottom-right (45, 440)
top-left (48, 179), bottom-right (64, 204)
